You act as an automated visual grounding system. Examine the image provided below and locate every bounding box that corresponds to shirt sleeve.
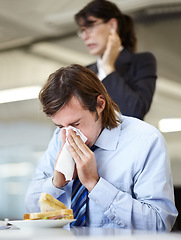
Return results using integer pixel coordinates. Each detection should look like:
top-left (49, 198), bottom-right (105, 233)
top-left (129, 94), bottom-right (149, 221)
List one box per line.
top-left (89, 131), bottom-right (178, 231)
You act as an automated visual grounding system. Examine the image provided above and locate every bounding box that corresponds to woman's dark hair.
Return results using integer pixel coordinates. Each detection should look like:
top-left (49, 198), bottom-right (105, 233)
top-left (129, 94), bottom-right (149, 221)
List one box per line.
top-left (39, 64), bottom-right (121, 130)
top-left (75, 0), bottom-right (137, 53)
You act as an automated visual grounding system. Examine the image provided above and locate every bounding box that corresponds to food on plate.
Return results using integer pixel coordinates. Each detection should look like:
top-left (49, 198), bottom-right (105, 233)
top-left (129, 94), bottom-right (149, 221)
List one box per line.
top-left (23, 209), bottom-right (73, 220)
top-left (23, 192), bottom-right (73, 220)
top-left (39, 192), bottom-right (67, 212)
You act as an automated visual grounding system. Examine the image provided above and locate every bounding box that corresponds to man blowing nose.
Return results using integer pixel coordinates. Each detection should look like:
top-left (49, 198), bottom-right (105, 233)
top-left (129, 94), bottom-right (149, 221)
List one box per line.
top-left (25, 64), bottom-right (177, 231)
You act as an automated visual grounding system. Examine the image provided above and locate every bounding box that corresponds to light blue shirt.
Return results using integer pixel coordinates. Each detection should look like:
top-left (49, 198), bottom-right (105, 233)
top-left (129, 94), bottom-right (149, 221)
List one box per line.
top-left (25, 116), bottom-right (177, 231)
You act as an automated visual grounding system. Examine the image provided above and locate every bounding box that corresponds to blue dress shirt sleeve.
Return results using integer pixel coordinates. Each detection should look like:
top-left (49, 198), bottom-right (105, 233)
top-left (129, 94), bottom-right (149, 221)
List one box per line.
top-left (89, 127), bottom-right (177, 231)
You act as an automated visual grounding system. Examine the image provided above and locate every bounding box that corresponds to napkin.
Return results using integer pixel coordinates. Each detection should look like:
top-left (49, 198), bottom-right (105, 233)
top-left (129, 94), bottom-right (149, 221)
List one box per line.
top-left (55, 126), bottom-right (87, 181)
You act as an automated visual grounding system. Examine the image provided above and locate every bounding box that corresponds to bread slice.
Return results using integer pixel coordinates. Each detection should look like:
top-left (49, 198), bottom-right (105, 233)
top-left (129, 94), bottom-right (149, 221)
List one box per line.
top-left (39, 193), bottom-right (67, 212)
top-left (23, 209), bottom-right (73, 220)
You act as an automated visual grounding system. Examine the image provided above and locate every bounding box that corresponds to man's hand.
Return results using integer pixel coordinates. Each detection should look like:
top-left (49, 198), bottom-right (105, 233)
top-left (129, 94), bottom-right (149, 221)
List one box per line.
top-left (101, 30), bottom-right (122, 75)
top-left (67, 129), bottom-right (99, 192)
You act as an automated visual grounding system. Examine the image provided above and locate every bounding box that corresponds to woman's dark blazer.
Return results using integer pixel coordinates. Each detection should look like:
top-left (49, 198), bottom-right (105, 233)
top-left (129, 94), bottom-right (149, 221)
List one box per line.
top-left (87, 48), bottom-right (157, 120)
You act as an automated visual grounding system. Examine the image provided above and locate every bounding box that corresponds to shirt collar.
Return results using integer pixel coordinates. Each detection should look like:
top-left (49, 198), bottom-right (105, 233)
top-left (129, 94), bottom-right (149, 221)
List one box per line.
top-left (94, 122), bottom-right (122, 151)
top-left (97, 57), bottom-right (106, 81)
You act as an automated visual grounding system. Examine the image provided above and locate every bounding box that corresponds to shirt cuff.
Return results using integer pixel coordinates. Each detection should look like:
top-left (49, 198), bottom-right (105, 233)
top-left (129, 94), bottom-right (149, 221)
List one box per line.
top-left (42, 177), bottom-right (66, 199)
top-left (88, 177), bottom-right (119, 211)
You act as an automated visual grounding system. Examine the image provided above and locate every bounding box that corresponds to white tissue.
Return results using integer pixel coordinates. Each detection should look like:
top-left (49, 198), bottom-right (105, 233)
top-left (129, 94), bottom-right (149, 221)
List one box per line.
top-left (55, 126), bottom-right (87, 181)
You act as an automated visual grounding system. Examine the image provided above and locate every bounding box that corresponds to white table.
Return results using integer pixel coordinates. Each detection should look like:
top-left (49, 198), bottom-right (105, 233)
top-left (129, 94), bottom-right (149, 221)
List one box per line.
top-left (0, 226), bottom-right (180, 240)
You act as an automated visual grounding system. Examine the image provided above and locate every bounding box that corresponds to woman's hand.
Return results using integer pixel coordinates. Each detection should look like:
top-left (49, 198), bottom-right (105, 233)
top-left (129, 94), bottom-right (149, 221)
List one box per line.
top-left (101, 30), bottom-right (122, 75)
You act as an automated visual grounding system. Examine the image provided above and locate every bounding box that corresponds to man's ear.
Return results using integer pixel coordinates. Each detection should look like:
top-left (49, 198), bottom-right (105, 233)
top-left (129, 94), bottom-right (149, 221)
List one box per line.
top-left (96, 95), bottom-right (106, 114)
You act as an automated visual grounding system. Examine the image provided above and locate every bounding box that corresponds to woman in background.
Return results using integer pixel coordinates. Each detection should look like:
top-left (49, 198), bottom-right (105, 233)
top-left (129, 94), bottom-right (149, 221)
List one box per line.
top-left (74, 0), bottom-right (157, 120)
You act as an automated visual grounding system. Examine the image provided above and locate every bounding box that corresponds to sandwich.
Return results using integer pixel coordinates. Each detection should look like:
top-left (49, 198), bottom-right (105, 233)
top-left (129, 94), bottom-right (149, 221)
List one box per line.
top-left (23, 209), bottom-right (73, 220)
top-left (23, 192), bottom-right (73, 220)
top-left (39, 192), bottom-right (67, 212)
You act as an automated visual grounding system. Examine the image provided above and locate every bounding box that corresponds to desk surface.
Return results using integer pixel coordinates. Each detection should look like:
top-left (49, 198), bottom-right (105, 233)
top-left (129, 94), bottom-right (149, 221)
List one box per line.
top-left (0, 226), bottom-right (180, 240)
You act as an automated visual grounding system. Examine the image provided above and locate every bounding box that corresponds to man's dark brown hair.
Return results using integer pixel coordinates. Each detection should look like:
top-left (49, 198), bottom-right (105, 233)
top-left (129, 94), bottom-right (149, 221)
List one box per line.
top-left (39, 64), bottom-right (121, 129)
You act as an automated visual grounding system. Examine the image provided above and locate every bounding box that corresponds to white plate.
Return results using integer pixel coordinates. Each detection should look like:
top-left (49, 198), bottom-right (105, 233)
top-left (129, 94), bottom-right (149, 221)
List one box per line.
top-left (8, 219), bottom-right (76, 229)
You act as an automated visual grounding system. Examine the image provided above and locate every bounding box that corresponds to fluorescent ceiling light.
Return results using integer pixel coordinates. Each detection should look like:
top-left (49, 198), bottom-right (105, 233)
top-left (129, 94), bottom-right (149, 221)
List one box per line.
top-left (0, 86), bottom-right (41, 104)
top-left (159, 118), bottom-right (181, 133)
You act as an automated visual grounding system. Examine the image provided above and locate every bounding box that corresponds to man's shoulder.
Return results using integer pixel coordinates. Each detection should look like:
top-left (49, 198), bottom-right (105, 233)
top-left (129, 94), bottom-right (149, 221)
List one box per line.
top-left (121, 115), bottom-right (161, 137)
